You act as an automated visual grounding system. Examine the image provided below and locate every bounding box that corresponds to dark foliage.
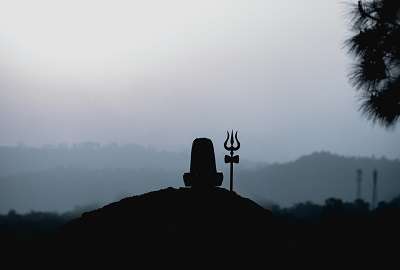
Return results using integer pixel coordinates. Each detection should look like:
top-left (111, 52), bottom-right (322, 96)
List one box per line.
top-left (346, 0), bottom-right (400, 126)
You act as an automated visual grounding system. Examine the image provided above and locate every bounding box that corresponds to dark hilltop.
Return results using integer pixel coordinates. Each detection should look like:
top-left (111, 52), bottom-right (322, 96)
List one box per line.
top-left (60, 187), bottom-right (279, 261)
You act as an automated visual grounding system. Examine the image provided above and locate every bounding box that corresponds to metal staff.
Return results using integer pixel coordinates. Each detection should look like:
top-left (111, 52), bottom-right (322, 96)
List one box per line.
top-left (224, 130), bottom-right (240, 192)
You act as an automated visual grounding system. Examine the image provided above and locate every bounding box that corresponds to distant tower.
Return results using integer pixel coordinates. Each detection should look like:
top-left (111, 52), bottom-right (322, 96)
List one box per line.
top-left (356, 169), bottom-right (362, 200)
top-left (372, 169), bottom-right (378, 209)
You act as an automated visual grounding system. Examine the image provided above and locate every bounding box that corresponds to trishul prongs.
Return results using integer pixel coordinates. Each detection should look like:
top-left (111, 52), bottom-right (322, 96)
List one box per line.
top-left (224, 130), bottom-right (240, 192)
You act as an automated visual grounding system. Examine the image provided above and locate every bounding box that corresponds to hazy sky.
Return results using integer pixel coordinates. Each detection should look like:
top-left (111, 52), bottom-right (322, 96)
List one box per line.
top-left (0, 0), bottom-right (399, 162)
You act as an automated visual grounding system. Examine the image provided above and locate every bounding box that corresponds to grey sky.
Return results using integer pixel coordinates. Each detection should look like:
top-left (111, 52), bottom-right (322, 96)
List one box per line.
top-left (0, 0), bottom-right (399, 162)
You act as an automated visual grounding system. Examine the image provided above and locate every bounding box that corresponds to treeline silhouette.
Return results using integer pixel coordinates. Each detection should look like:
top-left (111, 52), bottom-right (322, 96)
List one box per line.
top-left (1, 193), bottom-right (398, 268)
top-left (2, 194), bottom-right (399, 247)
top-left (0, 204), bottom-right (97, 243)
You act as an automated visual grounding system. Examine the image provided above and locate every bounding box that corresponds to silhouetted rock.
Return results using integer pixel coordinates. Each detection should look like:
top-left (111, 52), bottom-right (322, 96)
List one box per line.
top-left (60, 187), bottom-right (279, 263)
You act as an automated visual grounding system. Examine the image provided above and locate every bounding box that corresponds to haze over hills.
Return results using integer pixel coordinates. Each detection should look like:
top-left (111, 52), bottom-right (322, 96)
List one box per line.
top-left (0, 144), bottom-right (399, 213)
top-left (0, 143), bottom-right (189, 177)
top-left (237, 151), bottom-right (400, 207)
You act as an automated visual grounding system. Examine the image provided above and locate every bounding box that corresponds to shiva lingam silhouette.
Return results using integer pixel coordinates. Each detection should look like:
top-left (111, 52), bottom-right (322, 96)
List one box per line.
top-left (183, 132), bottom-right (240, 192)
top-left (183, 138), bottom-right (223, 188)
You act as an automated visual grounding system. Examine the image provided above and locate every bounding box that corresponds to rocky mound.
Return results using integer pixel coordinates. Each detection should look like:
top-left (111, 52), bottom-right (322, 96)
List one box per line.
top-left (60, 187), bottom-right (280, 261)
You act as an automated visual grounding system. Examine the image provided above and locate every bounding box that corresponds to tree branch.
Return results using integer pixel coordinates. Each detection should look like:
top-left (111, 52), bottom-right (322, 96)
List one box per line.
top-left (358, 1), bottom-right (380, 22)
top-left (358, 0), bottom-right (400, 28)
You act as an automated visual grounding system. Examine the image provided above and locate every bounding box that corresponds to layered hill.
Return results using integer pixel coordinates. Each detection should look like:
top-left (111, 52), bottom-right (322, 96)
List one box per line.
top-left (237, 151), bottom-right (400, 206)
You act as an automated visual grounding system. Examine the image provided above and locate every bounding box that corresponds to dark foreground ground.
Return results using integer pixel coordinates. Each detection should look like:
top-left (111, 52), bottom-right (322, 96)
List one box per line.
top-left (1, 187), bottom-right (399, 267)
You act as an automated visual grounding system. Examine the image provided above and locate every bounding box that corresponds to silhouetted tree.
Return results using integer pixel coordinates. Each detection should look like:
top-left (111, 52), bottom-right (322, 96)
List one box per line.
top-left (346, 0), bottom-right (400, 127)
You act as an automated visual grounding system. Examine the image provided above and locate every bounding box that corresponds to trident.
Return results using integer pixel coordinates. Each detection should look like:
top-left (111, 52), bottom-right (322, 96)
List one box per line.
top-left (224, 130), bottom-right (240, 192)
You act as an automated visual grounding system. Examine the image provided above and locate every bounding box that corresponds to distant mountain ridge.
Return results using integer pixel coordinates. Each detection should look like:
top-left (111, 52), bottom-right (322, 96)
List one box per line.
top-left (237, 151), bottom-right (400, 207)
top-left (0, 145), bottom-right (399, 213)
top-left (0, 143), bottom-right (189, 177)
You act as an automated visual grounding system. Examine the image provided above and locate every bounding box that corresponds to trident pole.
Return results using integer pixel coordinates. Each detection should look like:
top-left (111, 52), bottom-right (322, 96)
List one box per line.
top-left (230, 151), bottom-right (233, 191)
top-left (226, 147), bottom-right (235, 191)
top-left (224, 131), bottom-right (240, 192)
